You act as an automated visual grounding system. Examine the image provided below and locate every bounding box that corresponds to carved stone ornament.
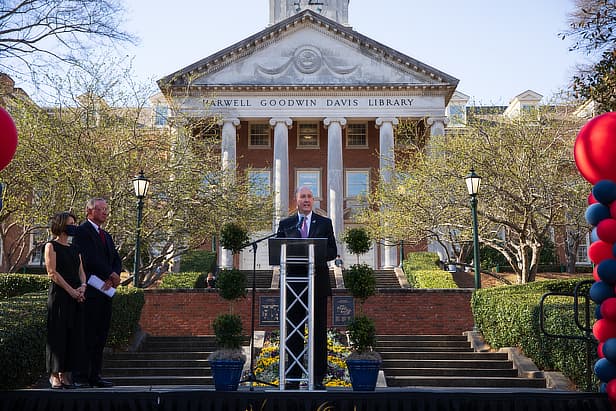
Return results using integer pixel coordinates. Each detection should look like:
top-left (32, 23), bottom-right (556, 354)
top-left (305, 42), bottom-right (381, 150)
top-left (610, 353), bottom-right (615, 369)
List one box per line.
top-left (257, 45), bottom-right (358, 76)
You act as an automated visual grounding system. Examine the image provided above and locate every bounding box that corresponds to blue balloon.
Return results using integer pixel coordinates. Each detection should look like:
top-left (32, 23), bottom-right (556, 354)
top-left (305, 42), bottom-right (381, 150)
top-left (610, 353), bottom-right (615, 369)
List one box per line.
top-left (597, 303), bottom-right (604, 320)
top-left (603, 339), bottom-right (616, 362)
top-left (590, 280), bottom-right (616, 304)
top-left (586, 203), bottom-right (612, 226)
top-left (599, 260), bottom-right (616, 284)
top-left (595, 358), bottom-right (616, 382)
top-left (592, 227), bottom-right (600, 243)
top-left (594, 180), bottom-right (616, 205)
top-left (600, 382), bottom-right (607, 393)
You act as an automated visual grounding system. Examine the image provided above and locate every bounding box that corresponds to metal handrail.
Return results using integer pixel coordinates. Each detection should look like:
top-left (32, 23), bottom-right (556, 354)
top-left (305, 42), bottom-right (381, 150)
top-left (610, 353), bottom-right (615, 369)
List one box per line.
top-left (539, 279), bottom-right (595, 391)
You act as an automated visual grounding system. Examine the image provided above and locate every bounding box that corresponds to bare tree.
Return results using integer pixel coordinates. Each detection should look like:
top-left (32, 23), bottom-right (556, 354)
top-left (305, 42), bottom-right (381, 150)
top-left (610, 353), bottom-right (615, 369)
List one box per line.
top-left (561, 0), bottom-right (616, 112)
top-left (0, 0), bottom-right (136, 83)
top-left (0, 61), bottom-right (272, 277)
top-left (362, 107), bottom-right (589, 284)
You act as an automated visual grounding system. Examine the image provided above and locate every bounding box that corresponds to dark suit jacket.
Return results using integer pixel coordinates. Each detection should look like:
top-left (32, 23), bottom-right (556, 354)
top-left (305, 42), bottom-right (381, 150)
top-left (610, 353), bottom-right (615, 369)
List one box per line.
top-left (276, 212), bottom-right (337, 296)
top-left (73, 221), bottom-right (122, 282)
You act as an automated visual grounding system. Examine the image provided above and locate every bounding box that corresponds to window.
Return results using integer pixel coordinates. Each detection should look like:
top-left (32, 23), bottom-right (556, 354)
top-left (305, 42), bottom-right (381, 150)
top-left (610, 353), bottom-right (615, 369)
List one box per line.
top-left (346, 123), bottom-right (368, 147)
top-left (154, 104), bottom-right (168, 126)
top-left (577, 234), bottom-right (590, 265)
top-left (346, 170), bottom-right (369, 198)
top-left (247, 170), bottom-right (271, 197)
top-left (298, 123), bottom-right (319, 148)
top-left (249, 123), bottom-right (270, 147)
top-left (29, 229), bottom-right (47, 266)
top-left (447, 104), bottom-right (466, 127)
top-left (296, 170), bottom-right (321, 198)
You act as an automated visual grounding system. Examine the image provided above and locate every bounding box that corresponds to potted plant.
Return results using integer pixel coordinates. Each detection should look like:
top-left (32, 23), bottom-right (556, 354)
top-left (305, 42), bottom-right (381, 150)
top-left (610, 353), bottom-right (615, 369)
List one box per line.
top-left (343, 227), bottom-right (381, 391)
top-left (208, 223), bottom-right (249, 391)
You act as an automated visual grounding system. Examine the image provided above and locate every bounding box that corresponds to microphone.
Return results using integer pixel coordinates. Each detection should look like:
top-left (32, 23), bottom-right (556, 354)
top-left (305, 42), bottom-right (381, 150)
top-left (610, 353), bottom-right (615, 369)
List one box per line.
top-left (297, 215), bottom-right (305, 230)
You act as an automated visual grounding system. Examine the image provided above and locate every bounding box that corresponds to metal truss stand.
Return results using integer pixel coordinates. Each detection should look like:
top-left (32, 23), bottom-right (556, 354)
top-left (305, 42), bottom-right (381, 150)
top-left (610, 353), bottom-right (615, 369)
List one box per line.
top-left (277, 239), bottom-right (316, 390)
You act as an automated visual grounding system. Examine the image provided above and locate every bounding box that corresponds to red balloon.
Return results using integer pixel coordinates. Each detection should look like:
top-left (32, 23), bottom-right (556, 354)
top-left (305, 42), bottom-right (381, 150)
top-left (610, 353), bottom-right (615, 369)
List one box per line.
top-left (603, 298), bottom-right (616, 322)
top-left (590, 192), bottom-right (599, 205)
top-left (574, 112), bottom-right (616, 184)
top-left (0, 107), bottom-right (17, 171)
top-left (607, 379), bottom-right (616, 401)
top-left (598, 219), bottom-right (616, 243)
top-left (594, 318), bottom-right (616, 342)
top-left (610, 202), bottom-right (616, 219)
top-left (589, 240), bottom-right (616, 264)
top-left (600, 341), bottom-right (606, 358)
top-left (595, 265), bottom-right (601, 281)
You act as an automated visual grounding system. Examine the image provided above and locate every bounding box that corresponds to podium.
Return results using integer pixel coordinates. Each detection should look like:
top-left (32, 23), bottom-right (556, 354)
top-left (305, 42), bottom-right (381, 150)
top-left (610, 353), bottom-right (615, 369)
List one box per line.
top-left (268, 238), bottom-right (327, 391)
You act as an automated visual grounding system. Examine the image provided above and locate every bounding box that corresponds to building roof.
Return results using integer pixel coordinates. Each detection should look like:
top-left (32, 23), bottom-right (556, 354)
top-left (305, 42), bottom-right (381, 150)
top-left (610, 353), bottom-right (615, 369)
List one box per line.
top-left (158, 10), bottom-right (459, 103)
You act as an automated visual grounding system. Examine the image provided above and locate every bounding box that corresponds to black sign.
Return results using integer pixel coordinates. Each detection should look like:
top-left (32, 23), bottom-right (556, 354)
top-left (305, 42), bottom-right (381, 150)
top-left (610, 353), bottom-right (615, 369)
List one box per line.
top-left (259, 296), bottom-right (280, 326)
top-left (332, 296), bottom-right (354, 327)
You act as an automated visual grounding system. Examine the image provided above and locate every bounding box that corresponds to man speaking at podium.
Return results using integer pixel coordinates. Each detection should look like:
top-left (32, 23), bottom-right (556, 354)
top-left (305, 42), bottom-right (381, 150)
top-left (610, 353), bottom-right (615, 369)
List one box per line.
top-left (276, 186), bottom-right (337, 389)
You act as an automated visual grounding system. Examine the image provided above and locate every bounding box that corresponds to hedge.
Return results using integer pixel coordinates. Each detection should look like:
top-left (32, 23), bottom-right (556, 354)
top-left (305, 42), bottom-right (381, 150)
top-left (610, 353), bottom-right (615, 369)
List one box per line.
top-left (157, 271), bottom-right (207, 289)
top-left (403, 252), bottom-right (458, 289)
top-left (472, 277), bottom-right (597, 390)
top-left (0, 278), bottom-right (145, 389)
top-left (0, 273), bottom-right (49, 298)
top-left (179, 250), bottom-right (217, 273)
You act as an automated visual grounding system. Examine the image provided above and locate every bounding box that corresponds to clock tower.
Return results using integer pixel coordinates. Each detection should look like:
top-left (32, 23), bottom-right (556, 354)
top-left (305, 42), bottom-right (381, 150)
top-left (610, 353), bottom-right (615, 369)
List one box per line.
top-left (269, 0), bottom-right (350, 26)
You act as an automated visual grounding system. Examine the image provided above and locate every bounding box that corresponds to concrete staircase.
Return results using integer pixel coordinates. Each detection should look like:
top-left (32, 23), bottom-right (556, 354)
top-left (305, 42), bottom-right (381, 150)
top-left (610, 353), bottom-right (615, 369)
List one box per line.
top-left (102, 334), bottom-right (548, 389)
top-left (103, 336), bottom-right (216, 386)
top-left (374, 269), bottom-right (404, 288)
top-left (378, 335), bottom-right (547, 388)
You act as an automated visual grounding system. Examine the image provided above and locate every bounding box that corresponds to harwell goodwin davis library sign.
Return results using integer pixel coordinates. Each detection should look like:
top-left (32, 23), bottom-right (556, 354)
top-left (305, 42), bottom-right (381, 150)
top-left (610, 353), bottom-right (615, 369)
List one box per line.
top-left (177, 95), bottom-right (446, 117)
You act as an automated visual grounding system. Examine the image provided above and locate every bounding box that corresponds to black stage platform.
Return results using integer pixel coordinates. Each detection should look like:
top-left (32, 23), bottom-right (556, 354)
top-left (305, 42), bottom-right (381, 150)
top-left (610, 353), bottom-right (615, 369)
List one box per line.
top-left (0, 386), bottom-right (611, 411)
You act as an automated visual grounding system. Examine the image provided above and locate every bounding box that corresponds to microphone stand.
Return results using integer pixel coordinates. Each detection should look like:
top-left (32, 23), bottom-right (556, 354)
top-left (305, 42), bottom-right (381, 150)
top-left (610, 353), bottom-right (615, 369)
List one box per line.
top-left (239, 231), bottom-right (279, 390)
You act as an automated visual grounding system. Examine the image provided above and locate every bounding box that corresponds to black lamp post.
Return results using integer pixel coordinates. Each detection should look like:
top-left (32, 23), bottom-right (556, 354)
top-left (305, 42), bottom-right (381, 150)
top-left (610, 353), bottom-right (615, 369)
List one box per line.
top-left (132, 170), bottom-right (150, 287)
top-left (465, 168), bottom-right (482, 290)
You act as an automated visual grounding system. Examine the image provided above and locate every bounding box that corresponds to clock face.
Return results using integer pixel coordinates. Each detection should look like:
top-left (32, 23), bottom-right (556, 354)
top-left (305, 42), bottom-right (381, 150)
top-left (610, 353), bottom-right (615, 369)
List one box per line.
top-left (294, 0), bottom-right (325, 13)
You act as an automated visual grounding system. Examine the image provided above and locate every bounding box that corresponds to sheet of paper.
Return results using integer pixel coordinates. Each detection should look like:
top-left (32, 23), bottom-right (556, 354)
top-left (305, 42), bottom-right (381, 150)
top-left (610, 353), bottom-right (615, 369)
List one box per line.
top-left (87, 274), bottom-right (116, 297)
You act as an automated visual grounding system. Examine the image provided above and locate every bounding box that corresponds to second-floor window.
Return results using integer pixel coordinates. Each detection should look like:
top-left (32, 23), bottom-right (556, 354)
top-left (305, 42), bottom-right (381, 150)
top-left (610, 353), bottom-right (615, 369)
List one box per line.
top-left (346, 123), bottom-right (368, 147)
top-left (249, 124), bottom-right (270, 147)
top-left (298, 123), bottom-right (319, 148)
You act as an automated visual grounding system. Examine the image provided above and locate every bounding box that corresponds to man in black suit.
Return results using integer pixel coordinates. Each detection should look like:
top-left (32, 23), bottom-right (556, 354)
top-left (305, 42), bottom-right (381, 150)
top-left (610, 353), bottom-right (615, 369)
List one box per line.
top-left (73, 197), bottom-right (121, 388)
top-left (276, 186), bottom-right (337, 390)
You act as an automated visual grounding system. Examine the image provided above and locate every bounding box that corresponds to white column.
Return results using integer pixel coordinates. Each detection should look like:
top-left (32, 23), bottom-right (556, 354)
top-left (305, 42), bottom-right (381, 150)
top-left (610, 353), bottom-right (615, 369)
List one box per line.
top-left (324, 117), bottom-right (346, 249)
top-left (427, 116), bottom-right (449, 137)
top-left (218, 118), bottom-right (240, 269)
top-left (270, 117), bottom-right (293, 230)
top-left (376, 117), bottom-right (399, 268)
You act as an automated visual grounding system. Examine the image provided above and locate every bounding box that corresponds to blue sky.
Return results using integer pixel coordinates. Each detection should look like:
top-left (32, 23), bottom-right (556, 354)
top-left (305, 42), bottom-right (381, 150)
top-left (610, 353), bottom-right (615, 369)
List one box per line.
top-left (125, 0), bottom-right (588, 105)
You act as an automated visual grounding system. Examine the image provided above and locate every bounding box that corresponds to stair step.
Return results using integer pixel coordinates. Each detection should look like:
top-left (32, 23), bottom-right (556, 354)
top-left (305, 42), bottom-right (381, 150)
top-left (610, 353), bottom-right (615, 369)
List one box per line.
top-left (105, 359), bottom-right (211, 368)
top-left (381, 359), bottom-right (514, 369)
top-left (377, 335), bottom-right (468, 342)
top-left (384, 368), bottom-right (519, 377)
top-left (106, 352), bottom-right (212, 360)
top-left (108, 375), bottom-right (213, 385)
top-left (385, 376), bottom-right (546, 388)
top-left (379, 352), bottom-right (509, 360)
top-left (105, 367), bottom-right (211, 377)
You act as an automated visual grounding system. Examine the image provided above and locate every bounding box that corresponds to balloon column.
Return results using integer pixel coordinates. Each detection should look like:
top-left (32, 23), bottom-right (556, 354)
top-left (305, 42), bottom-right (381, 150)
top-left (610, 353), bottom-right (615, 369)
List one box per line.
top-left (0, 106), bottom-right (17, 173)
top-left (575, 112), bottom-right (616, 403)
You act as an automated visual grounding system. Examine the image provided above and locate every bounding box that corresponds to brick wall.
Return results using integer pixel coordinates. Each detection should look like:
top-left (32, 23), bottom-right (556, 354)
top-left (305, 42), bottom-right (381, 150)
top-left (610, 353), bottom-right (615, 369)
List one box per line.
top-left (139, 288), bottom-right (474, 336)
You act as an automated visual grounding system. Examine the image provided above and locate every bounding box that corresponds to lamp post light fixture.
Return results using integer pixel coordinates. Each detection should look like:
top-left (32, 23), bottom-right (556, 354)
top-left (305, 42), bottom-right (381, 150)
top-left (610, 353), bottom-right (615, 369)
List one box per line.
top-left (132, 170), bottom-right (150, 288)
top-left (465, 168), bottom-right (482, 290)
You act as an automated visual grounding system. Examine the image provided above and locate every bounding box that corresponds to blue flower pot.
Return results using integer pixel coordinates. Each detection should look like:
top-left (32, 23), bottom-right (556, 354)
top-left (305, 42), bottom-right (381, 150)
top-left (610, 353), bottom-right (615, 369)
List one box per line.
top-left (210, 359), bottom-right (245, 391)
top-left (346, 359), bottom-right (381, 391)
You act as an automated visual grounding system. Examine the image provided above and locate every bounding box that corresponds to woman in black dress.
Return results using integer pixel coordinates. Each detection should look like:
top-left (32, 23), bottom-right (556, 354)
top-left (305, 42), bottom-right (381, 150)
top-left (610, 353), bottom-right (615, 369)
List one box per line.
top-left (45, 211), bottom-right (86, 389)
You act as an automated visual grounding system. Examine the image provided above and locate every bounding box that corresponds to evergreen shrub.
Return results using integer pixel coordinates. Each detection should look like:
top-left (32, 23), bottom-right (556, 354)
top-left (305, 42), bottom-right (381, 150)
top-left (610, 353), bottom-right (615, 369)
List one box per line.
top-left (472, 277), bottom-right (597, 390)
top-left (403, 252), bottom-right (457, 288)
top-left (0, 273), bottom-right (49, 298)
top-left (179, 250), bottom-right (217, 273)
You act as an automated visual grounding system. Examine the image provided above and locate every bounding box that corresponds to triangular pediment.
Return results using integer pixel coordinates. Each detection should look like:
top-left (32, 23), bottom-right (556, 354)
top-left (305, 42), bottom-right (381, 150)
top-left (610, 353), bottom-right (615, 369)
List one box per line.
top-left (159, 10), bottom-right (458, 98)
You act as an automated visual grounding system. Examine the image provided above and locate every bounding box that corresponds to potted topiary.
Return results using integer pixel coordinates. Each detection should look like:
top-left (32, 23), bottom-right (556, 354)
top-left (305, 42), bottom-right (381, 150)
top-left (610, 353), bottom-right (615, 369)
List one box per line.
top-left (208, 223), bottom-right (249, 391)
top-left (343, 227), bottom-right (381, 391)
